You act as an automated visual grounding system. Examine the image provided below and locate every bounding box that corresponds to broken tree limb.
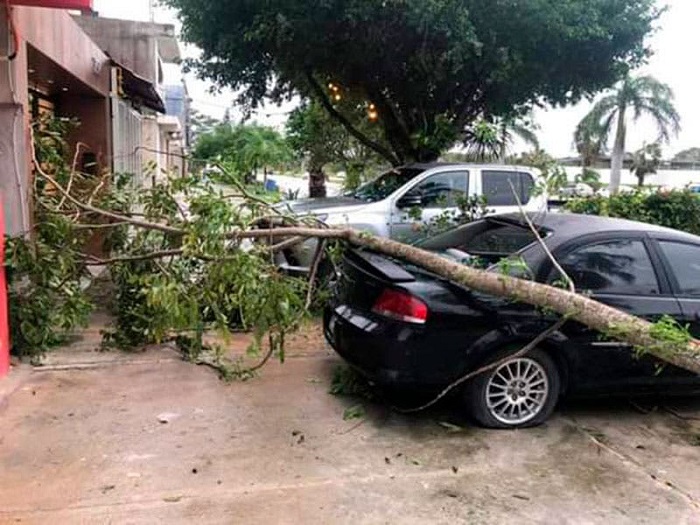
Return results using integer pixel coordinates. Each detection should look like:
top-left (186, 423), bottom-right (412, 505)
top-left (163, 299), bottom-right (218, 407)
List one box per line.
top-left (398, 316), bottom-right (570, 413)
top-left (28, 146), bottom-right (700, 375)
top-left (305, 239), bottom-right (327, 310)
top-left (228, 226), bottom-right (700, 375)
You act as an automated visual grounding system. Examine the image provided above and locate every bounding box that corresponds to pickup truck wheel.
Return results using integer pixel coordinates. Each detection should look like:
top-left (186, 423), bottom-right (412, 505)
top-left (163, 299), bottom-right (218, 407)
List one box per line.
top-left (465, 348), bottom-right (560, 429)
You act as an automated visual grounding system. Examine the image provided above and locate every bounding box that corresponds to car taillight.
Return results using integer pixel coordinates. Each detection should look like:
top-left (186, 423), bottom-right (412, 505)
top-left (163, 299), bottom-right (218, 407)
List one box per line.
top-left (372, 289), bottom-right (428, 324)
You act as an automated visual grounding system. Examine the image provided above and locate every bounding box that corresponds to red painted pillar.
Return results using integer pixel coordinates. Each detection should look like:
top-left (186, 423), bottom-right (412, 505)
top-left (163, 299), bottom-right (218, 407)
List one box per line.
top-left (0, 198), bottom-right (9, 378)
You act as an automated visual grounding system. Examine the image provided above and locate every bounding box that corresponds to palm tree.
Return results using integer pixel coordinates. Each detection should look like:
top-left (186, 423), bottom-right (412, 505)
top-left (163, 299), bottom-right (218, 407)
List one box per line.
top-left (573, 116), bottom-right (607, 168)
top-left (234, 125), bottom-right (290, 185)
top-left (463, 117), bottom-right (539, 162)
top-left (631, 142), bottom-right (662, 187)
top-left (576, 75), bottom-right (680, 193)
top-left (498, 118), bottom-right (540, 162)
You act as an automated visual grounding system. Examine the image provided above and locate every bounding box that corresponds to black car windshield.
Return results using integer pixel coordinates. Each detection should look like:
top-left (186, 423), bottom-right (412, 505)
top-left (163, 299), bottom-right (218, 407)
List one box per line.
top-left (350, 168), bottom-right (425, 203)
top-left (461, 222), bottom-right (539, 258)
top-left (418, 218), bottom-right (542, 272)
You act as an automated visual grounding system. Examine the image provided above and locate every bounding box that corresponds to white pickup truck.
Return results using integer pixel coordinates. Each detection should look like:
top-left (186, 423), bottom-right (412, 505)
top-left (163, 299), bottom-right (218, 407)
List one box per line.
top-left (275, 162), bottom-right (545, 271)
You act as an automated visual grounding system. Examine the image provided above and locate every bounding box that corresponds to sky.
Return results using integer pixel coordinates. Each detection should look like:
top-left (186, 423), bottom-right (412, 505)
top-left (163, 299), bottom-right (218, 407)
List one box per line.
top-left (92, 0), bottom-right (699, 158)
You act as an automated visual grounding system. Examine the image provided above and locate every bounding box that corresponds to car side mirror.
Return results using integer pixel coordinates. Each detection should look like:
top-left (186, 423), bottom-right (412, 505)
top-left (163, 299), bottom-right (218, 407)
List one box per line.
top-left (397, 194), bottom-right (422, 209)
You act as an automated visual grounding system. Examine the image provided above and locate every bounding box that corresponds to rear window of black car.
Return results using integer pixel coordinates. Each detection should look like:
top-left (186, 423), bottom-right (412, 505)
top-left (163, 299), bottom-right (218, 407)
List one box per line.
top-left (461, 222), bottom-right (538, 258)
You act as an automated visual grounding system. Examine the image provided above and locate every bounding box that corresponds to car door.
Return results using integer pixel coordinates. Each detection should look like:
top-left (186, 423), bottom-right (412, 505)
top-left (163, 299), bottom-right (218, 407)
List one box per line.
top-left (654, 239), bottom-right (700, 337)
top-left (549, 235), bottom-right (683, 392)
top-left (389, 170), bottom-right (469, 243)
top-left (479, 169), bottom-right (536, 214)
top-left (647, 239), bottom-right (700, 388)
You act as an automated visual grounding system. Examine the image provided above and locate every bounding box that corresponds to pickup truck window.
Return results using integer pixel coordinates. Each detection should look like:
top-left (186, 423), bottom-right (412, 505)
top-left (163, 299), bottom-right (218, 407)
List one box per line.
top-left (482, 171), bottom-right (534, 206)
top-left (351, 168), bottom-right (425, 203)
top-left (405, 171), bottom-right (469, 208)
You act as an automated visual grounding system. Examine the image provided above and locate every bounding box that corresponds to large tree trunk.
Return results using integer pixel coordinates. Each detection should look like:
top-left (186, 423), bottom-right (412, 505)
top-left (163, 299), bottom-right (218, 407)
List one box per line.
top-left (499, 122), bottom-right (508, 162)
top-left (235, 227), bottom-right (700, 375)
top-left (609, 106), bottom-right (627, 194)
top-left (308, 162), bottom-right (327, 198)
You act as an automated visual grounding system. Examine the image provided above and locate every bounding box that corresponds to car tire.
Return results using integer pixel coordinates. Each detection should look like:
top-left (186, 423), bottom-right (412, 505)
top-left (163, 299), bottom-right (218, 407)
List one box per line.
top-left (465, 348), bottom-right (561, 429)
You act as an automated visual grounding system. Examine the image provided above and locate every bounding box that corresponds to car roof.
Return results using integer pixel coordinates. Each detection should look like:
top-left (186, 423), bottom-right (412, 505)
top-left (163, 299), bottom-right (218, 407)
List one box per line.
top-left (494, 212), bottom-right (700, 244)
top-left (403, 162), bottom-right (536, 172)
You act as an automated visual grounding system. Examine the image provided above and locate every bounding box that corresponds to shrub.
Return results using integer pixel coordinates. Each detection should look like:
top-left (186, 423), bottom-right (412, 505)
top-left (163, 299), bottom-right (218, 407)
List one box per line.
top-left (565, 190), bottom-right (700, 235)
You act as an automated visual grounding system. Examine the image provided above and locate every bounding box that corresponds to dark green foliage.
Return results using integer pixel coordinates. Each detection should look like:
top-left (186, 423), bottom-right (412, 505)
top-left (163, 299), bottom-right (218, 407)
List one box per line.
top-left (565, 190), bottom-right (700, 235)
top-left (6, 230), bottom-right (93, 359)
top-left (631, 143), bottom-right (662, 187)
top-left (166, 0), bottom-right (660, 163)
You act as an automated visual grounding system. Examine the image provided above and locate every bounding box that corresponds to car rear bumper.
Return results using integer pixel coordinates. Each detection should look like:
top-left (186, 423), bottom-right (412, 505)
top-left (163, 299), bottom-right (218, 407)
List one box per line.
top-left (323, 304), bottom-right (470, 388)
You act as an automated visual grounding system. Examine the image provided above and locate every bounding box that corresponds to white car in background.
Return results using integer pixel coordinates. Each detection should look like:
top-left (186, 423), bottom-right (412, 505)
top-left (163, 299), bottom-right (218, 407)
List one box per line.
top-left (275, 162), bottom-right (545, 272)
top-left (559, 182), bottom-right (595, 198)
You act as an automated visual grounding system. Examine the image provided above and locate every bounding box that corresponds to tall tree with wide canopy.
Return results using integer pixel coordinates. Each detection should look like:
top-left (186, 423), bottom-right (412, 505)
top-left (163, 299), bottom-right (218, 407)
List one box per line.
top-left (577, 75), bottom-right (680, 193)
top-left (166, 0), bottom-right (660, 165)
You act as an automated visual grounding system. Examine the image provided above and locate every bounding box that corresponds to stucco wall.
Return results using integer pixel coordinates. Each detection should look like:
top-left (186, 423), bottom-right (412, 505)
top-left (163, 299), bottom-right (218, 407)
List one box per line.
top-left (74, 16), bottom-right (178, 85)
top-left (14, 6), bottom-right (110, 96)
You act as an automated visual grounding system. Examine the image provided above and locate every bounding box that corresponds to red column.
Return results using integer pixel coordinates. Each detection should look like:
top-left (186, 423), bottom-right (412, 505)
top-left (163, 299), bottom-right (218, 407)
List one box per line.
top-left (0, 197), bottom-right (9, 378)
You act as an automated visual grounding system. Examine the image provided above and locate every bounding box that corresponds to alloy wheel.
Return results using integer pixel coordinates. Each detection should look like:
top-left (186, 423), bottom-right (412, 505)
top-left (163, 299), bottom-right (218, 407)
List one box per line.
top-left (485, 357), bottom-right (550, 425)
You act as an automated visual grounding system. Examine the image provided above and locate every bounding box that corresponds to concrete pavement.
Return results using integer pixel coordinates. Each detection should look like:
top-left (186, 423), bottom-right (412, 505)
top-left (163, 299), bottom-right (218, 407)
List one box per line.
top-left (1, 324), bottom-right (700, 524)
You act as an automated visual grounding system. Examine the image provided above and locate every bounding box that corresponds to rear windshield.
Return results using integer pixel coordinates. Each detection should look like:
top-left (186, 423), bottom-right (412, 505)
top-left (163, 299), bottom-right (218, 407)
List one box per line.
top-left (461, 223), bottom-right (538, 257)
top-left (419, 218), bottom-right (541, 267)
top-left (350, 167), bottom-right (425, 203)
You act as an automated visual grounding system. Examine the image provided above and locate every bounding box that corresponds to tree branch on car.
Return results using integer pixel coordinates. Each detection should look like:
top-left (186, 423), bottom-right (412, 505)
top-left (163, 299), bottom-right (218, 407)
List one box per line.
top-left (30, 147), bottom-right (700, 377)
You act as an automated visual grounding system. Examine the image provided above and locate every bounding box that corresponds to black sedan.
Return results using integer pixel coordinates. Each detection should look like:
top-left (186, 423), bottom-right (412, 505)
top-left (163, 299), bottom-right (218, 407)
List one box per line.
top-left (323, 213), bottom-right (700, 429)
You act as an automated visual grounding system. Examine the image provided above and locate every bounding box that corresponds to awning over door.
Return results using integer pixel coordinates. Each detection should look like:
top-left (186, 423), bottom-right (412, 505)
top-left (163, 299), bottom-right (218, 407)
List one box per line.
top-left (111, 58), bottom-right (166, 114)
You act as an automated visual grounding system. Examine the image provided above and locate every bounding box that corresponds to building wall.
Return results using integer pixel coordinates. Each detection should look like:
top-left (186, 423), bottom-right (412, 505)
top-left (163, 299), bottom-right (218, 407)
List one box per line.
top-left (0, 6), bottom-right (111, 235)
top-left (74, 16), bottom-right (178, 85)
top-left (59, 93), bottom-right (111, 174)
top-left (15, 7), bottom-right (110, 96)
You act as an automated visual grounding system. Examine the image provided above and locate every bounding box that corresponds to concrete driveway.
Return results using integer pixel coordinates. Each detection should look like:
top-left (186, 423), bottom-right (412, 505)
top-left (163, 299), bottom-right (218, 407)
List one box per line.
top-left (1, 324), bottom-right (700, 524)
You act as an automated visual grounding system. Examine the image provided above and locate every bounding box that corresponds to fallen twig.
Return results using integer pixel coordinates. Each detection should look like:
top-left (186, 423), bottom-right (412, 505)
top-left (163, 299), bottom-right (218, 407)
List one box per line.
top-left (397, 316), bottom-right (569, 413)
top-left (305, 239), bottom-right (327, 310)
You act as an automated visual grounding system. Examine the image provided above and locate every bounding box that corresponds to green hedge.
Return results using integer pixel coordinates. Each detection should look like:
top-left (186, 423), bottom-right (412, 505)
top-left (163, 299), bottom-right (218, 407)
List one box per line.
top-left (564, 190), bottom-right (700, 236)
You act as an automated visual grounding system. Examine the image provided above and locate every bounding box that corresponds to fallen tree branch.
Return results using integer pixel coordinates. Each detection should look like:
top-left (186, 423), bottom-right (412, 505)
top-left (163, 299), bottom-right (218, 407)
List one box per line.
top-left (31, 141), bottom-right (184, 236)
top-left (510, 181), bottom-right (575, 293)
top-left (222, 226), bottom-right (700, 374)
top-left (305, 239), bottom-right (327, 310)
top-left (28, 137), bottom-right (700, 375)
top-left (58, 142), bottom-right (88, 210)
top-left (82, 249), bottom-right (184, 265)
top-left (270, 236), bottom-right (306, 253)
